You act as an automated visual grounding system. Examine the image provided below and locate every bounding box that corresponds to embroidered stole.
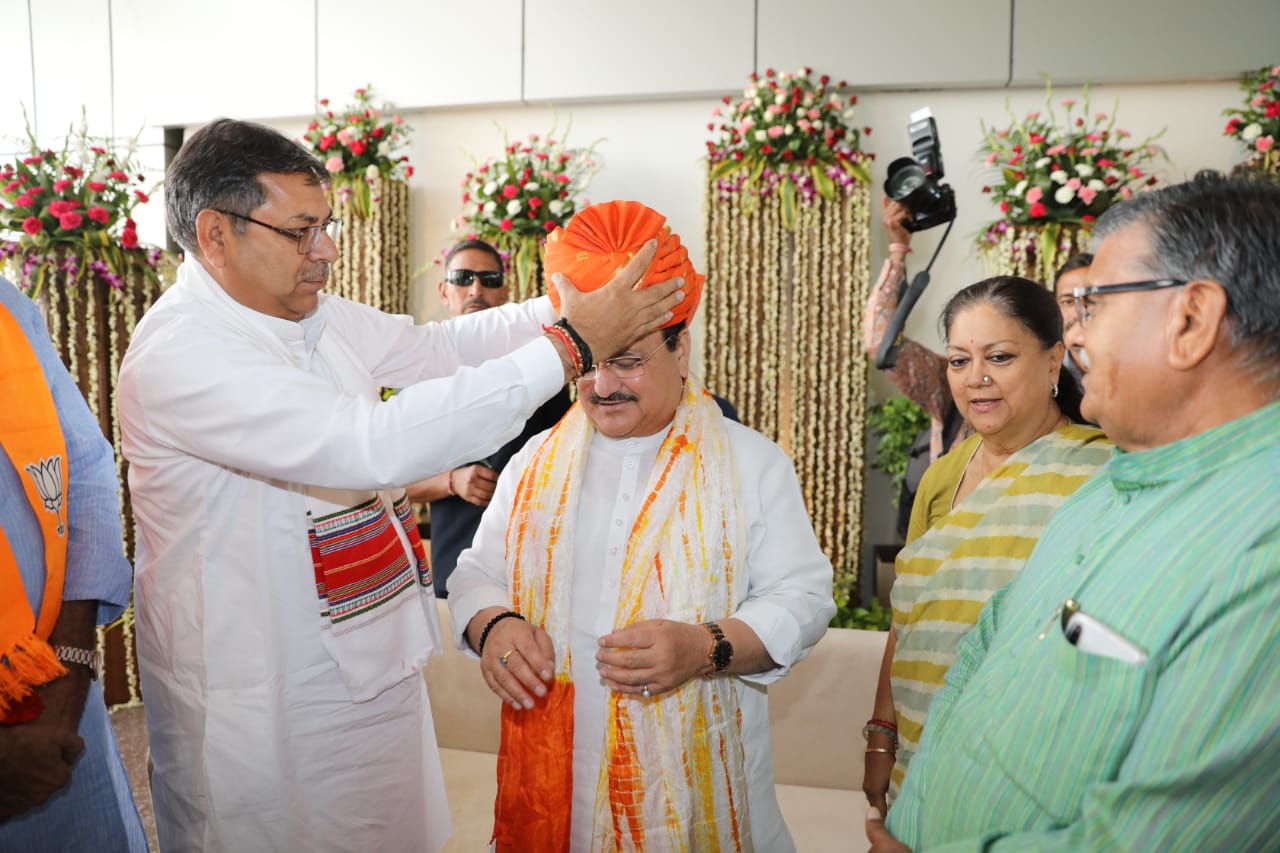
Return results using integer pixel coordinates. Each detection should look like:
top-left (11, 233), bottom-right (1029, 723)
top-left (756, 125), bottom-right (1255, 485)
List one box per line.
top-left (495, 380), bottom-right (752, 852)
top-left (0, 300), bottom-right (70, 717)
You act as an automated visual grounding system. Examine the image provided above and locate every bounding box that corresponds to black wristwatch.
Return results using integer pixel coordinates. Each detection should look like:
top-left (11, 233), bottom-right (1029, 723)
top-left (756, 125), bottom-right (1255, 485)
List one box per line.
top-left (703, 622), bottom-right (734, 673)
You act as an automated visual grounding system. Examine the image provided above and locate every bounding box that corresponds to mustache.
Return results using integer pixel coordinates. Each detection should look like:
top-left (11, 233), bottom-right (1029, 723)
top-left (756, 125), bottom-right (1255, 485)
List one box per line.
top-left (588, 390), bottom-right (638, 405)
top-left (298, 261), bottom-right (330, 282)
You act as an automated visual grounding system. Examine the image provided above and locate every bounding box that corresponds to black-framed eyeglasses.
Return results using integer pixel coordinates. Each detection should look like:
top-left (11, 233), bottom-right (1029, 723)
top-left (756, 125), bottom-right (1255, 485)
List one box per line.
top-left (446, 269), bottom-right (505, 289)
top-left (215, 209), bottom-right (342, 254)
top-left (1071, 279), bottom-right (1187, 327)
top-left (576, 341), bottom-right (668, 384)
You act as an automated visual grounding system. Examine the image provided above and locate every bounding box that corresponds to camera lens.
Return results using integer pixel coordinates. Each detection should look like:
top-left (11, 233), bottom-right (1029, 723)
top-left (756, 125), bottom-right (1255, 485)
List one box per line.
top-left (885, 159), bottom-right (927, 201)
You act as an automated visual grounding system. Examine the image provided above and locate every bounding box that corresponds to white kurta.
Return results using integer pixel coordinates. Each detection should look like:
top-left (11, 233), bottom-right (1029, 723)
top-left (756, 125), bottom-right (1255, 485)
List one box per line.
top-left (449, 419), bottom-right (836, 852)
top-left (118, 260), bottom-right (563, 853)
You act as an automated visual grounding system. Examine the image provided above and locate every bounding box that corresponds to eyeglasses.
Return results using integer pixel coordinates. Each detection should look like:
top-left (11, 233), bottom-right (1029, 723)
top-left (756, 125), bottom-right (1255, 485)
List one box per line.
top-left (1071, 279), bottom-right (1187, 327)
top-left (576, 341), bottom-right (668, 384)
top-left (446, 269), bottom-right (505, 289)
top-left (215, 209), bottom-right (342, 254)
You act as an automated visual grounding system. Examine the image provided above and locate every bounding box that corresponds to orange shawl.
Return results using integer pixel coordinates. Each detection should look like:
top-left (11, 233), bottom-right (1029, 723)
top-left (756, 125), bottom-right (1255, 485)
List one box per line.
top-left (0, 300), bottom-right (70, 717)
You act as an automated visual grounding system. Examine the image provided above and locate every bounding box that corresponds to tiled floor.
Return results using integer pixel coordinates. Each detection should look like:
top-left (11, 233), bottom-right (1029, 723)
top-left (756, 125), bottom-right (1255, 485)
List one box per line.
top-left (109, 705), bottom-right (159, 852)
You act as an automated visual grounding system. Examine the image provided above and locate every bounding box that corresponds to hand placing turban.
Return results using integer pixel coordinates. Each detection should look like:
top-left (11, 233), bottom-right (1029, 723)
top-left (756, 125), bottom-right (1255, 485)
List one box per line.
top-left (544, 200), bottom-right (704, 328)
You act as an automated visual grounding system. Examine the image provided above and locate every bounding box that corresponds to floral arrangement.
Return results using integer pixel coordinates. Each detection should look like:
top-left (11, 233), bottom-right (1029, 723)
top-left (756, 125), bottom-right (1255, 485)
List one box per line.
top-left (0, 118), bottom-right (166, 294)
top-left (707, 67), bottom-right (871, 228)
top-left (302, 85), bottom-right (413, 218)
top-left (1222, 64), bottom-right (1280, 175)
top-left (453, 125), bottom-right (601, 299)
top-left (975, 82), bottom-right (1166, 280)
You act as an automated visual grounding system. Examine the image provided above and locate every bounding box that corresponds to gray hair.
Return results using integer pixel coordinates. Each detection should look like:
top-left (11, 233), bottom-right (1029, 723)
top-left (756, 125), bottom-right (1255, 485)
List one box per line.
top-left (166, 118), bottom-right (327, 255)
top-left (1093, 172), bottom-right (1280, 383)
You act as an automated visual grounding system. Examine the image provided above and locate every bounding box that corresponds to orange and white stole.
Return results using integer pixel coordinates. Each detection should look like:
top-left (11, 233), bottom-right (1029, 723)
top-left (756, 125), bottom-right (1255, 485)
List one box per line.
top-left (0, 300), bottom-right (69, 719)
top-left (495, 380), bottom-right (752, 852)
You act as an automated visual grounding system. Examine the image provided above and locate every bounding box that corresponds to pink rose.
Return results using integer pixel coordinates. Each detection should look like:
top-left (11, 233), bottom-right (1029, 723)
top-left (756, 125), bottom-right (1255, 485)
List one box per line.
top-left (1066, 177), bottom-right (1081, 190)
top-left (1256, 135), bottom-right (1275, 152)
top-left (1078, 186), bottom-right (1097, 205)
top-left (499, 218), bottom-right (513, 232)
top-left (325, 155), bottom-right (344, 173)
top-left (1046, 145), bottom-right (1067, 156)
top-left (1025, 186), bottom-right (1043, 204)
top-left (503, 185), bottom-right (519, 199)
top-left (336, 128), bottom-right (352, 145)
top-left (767, 125), bottom-right (785, 139)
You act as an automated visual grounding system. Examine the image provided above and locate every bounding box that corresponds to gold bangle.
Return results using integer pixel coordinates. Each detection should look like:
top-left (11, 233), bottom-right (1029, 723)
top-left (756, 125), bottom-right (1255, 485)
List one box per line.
top-left (865, 747), bottom-right (895, 754)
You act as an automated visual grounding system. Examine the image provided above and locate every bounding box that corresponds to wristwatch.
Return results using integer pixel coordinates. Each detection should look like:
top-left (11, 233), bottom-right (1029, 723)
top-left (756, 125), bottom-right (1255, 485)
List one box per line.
top-left (703, 622), bottom-right (734, 673)
top-left (54, 645), bottom-right (102, 681)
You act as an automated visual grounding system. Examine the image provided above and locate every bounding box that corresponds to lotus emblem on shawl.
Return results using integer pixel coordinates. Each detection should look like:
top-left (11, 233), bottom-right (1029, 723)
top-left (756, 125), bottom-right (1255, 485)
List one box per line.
top-left (24, 456), bottom-right (65, 536)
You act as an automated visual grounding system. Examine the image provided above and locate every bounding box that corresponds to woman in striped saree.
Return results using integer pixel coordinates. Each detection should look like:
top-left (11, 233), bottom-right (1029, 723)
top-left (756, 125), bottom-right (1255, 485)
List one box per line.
top-left (863, 276), bottom-right (1113, 811)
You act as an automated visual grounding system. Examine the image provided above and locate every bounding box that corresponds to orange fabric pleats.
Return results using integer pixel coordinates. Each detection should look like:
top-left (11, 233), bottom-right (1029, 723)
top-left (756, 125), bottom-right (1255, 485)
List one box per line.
top-left (543, 200), bottom-right (705, 328)
top-left (493, 675), bottom-right (576, 853)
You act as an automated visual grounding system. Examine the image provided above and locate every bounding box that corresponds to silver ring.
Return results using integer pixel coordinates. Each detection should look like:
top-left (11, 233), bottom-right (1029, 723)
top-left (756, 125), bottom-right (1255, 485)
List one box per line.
top-left (640, 684), bottom-right (652, 698)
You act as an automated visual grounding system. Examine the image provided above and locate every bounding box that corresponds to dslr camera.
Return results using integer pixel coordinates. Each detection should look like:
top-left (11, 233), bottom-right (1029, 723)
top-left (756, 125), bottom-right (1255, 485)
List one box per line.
top-left (883, 107), bottom-right (956, 232)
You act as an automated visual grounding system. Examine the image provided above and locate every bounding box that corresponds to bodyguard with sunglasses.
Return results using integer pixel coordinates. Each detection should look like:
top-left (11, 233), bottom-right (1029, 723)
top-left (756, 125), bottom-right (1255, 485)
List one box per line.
top-left (116, 119), bottom-right (685, 853)
top-left (408, 239), bottom-right (572, 597)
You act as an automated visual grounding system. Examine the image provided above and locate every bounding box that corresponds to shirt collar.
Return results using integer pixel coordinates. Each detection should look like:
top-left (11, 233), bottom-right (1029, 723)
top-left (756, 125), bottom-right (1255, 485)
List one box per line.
top-left (1105, 400), bottom-right (1280, 491)
top-left (181, 258), bottom-right (325, 355)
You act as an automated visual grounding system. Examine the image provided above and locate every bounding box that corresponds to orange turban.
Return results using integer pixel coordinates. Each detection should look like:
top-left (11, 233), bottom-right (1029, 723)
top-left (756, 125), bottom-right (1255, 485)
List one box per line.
top-left (543, 200), bottom-right (703, 328)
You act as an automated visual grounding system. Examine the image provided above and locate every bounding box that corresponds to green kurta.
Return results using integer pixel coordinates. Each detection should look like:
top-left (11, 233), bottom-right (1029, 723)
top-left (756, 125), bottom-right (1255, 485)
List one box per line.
top-left (889, 401), bottom-right (1280, 851)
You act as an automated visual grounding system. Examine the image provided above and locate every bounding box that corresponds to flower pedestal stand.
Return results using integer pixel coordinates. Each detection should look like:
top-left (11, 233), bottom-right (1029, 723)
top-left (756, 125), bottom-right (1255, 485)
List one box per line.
top-left (701, 176), bottom-right (872, 605)
top-left (328, 176), bottom-right (411, 314)
top-left (976, 221), bottom-right (1090, 284)
top-left (35, 262), bottom-right (164, 708)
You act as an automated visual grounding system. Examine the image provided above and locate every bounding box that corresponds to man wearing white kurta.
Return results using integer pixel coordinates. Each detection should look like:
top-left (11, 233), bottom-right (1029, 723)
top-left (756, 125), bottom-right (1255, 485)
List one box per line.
top-left (449, 200), bottom-right (835, 852)
top-left (117, 120), bottom-right (684, 853)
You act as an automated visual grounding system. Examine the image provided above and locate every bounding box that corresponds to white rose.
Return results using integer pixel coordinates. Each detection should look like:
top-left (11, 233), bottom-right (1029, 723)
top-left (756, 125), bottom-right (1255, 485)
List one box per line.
top-left (784, 124), bottom-right (794, 135)
top-left (1075, 164), bottom-right (1094, 177)
top-left (1050, 170), bottom-right (1068, 184)
top-left (754, 97), bottom-right (763, 108)
top-left (746, 87), bottom-right (757, 98)
top-left (524, 182), bottom-right (540, 192)
top-left (377, 141), bottom-right (390, 158)
top-left (365, 164), bottom-right (380, 181)
top-left (755, 130), bottom-right (767, 142)
top-left (1242, 123), bottom-right (1263, 141)
top-left (482, 181), bottom-right (497, 196)
top-left (506, 199), bottom-right (522, 215)
top-left (813, 120), bottom-right (824, 130)
top-left (1012, 180), bottom-right (1027, 197)
top-left (1055, 185), bottom-right (1076, 204)
top-left (775, 93), bottom-right (787, 105)
top-left (1088, 179), bottom-right (1105, 192)
top-left (483, 201), bottom-right (497, 214)
top-left (548, 199), bottom-right (565, 216)
top-left (1035, 157), bottom-right (1051, 169)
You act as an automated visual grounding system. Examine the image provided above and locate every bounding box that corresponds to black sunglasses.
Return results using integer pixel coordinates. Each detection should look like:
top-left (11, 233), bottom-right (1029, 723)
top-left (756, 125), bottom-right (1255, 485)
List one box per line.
top-left (446, 269), bottom-right (505, 289)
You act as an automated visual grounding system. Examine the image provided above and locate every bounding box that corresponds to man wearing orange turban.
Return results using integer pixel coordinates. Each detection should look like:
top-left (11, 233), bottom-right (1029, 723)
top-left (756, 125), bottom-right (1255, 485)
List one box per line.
top-left (450, 201), bottom-right (835, 852)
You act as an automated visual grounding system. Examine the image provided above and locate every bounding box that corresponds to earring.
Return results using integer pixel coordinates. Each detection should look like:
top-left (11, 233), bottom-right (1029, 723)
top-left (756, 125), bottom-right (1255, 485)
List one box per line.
top-left (1051, 382), bottom-right (1059, 398)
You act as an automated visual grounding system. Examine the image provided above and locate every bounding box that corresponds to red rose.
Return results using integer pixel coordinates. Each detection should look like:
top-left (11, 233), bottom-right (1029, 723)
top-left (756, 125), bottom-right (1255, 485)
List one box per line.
top-left (349, 139), bottom-right (367, 156)
top-left (1029, 202), bottom-right (1047, 219)
top-left (63, 165), bottom-right (83, 178)
top-left (87, 205), bottom-right (109, 224)
top-left (404, 166), bottom-right (414, 178)
top-left (134, 190), bottom-right (150, 203)
top-left (1081, 215), bottom-right (1095, 222)
top-left (502, 185), bottom-right (519, 199)
top-left (48, 200), bottom-right (70, 217)
top-left (54, 179), bottom-right (72, 193)
top-left (87, 181), bottom-right (107, 192)
top-left (22, 156), bottom-right (42, 165)
top-left (318, 135), bottom-right (336, 151)
top-left (499, 218), bottom-right (513, 232)
top-left (528, 197), bottom-right (542, 209)
top-left (543, 220), bottom-right (557, 232)
top-left (109, 171), bottom-right (128, 181)
top-left (121, 228), bottom-right (139, 248)
top-left (1225, 118), bottom-right (1242, 134)
top-left (14, 194), bottom-right (33, 208)
top-left (761, 144), bottom-right (773, 154)
top-left (1000, 200), bottom-right (1010, 213)
top-left (3, 180), bottom-right (19, 193)
top-left (1266, 102), bottom-right (1280, 119)
top-left (59, 211), bottom-right (83, 230)
top-left (372, 127), bottom-right (384, 138)
top-left (22, 216), bottom-right (41, 234)
top-left (554, 174), bottom-right (570, 184)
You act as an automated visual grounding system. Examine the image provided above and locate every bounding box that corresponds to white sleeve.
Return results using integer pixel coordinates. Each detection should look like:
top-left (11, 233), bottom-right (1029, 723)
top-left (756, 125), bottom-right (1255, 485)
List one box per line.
top-left (119, 315), bottom-right (565, 492)
top-left (730, 428), bottom-right (836, 685)
top-left (447, 434), bottom-right (548, 654)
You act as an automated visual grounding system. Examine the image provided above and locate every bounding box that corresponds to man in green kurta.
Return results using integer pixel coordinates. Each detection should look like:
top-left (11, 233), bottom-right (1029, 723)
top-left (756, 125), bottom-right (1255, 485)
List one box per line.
top-left (868, 172), bottom-right (1280, 851)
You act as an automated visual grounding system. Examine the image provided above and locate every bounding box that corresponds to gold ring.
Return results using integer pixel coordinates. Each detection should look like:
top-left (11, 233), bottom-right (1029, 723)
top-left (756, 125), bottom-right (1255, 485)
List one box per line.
top-left (499, 649), bottom-right (515, 667)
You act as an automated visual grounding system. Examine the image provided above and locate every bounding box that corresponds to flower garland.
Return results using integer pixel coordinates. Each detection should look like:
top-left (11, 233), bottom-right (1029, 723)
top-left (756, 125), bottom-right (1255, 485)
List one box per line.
top-left (327, 176), bottom-right (411, 315)
top-left (707, 67), bottom-right (871, 229)
top-left (454, 126), bottom-right (601, 301)
top-left (302, 85), bottom-right (413, 220)
top-left (1223, 63), bottom-right (1280, 176)
top-left (976, 80), bottom-right (1166, 279)
top-left (701, 168), bottom-right (872, 609)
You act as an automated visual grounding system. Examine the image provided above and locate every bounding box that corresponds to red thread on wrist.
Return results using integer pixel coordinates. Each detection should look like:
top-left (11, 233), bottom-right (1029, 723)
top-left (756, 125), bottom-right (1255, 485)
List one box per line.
top-left (446, 469), bottom-right (458, 498)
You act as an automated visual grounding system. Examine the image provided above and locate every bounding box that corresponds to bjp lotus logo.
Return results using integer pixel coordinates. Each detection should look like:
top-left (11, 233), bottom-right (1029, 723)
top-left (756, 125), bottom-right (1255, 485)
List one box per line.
top-left (24, 455), bottom-right (65, 536)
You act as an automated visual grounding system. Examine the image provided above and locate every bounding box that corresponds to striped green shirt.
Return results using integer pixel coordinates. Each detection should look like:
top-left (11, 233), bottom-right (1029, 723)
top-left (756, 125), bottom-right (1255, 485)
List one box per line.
top-left (889, 400), bottom-right (1280, 851)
